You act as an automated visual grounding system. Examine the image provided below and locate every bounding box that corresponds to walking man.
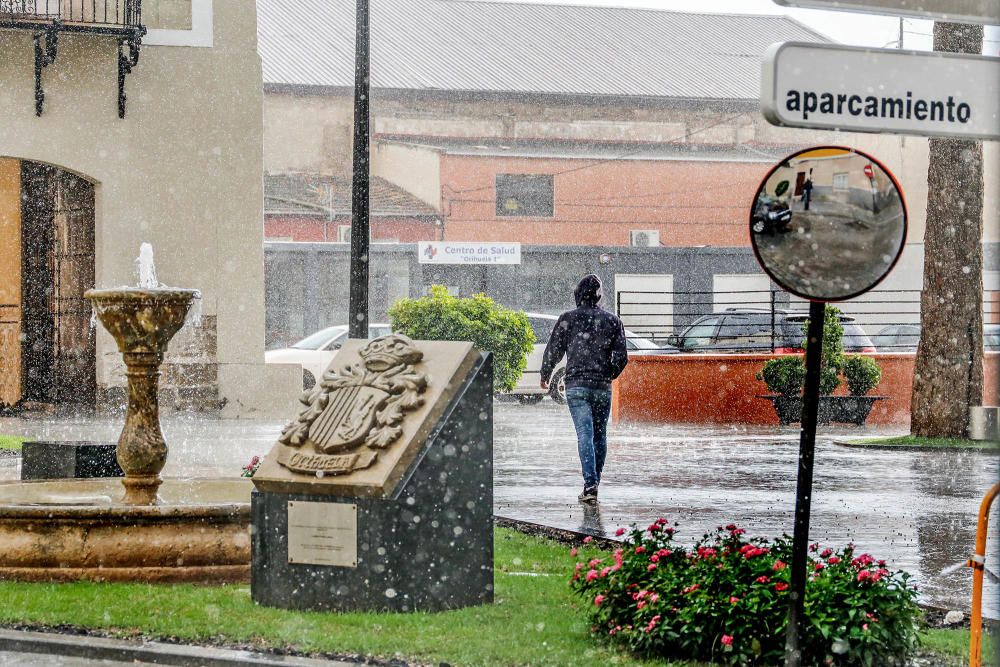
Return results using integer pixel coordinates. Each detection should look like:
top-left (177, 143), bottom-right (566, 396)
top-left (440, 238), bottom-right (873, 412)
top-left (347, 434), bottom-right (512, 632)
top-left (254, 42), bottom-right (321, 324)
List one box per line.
top-left (541, 274), bottom-right (628, 504)
top-left (802, 171), bottom-right (814, 211)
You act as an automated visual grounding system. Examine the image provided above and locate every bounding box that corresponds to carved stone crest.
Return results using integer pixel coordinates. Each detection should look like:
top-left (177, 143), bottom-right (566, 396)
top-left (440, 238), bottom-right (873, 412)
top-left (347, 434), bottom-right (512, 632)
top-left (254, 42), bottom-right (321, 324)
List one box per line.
top-left (276, 334), bottom-right (429, 476)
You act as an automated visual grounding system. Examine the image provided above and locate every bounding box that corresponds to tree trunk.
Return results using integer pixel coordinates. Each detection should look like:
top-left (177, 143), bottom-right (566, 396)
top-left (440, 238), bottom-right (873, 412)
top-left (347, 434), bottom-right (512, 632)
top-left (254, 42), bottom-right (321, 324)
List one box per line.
top-left (910, 23), bottom-right (985, 438)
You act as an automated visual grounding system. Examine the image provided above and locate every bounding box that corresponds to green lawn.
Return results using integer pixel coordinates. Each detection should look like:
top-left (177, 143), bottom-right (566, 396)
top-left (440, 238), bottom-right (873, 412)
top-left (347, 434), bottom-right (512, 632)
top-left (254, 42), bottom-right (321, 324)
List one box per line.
top-left (847, 435), bottom-right (1000, 451)
top-left (0, 435), bottom-right (26, 452)
top-left (0, 527), bottom-right (985, 666)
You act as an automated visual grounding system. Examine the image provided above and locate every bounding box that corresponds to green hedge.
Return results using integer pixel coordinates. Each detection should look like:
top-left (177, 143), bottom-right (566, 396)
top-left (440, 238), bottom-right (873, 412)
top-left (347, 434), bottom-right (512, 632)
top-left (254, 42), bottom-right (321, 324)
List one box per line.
top-left (388, 286), bottom-right (535, 392)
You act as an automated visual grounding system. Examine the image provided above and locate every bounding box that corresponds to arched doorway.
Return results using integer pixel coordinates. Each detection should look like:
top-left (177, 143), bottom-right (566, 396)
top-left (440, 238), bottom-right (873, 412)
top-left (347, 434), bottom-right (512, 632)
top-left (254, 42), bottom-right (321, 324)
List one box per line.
top-left (0, 158), bottom-right (96, 412)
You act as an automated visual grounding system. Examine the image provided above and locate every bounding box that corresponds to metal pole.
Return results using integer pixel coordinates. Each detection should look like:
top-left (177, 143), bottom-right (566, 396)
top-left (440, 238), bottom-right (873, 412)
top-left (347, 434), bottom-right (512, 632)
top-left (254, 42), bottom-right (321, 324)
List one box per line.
top-left (784, 299), bottom-right (826, 667)
top-left (348, 0), bottom-right (371, 340)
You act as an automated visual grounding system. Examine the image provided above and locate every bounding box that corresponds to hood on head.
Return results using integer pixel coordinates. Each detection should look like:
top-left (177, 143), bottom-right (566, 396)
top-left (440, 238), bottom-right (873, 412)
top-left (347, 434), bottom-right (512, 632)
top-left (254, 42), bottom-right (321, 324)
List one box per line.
top-left (574, 274), bottom-right (602, 307)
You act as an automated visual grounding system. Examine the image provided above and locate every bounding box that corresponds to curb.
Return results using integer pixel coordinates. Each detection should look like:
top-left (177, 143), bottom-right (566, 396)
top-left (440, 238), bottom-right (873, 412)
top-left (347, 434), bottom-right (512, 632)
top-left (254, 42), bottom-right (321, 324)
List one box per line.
top-left (833, 439), bottom-right (1000, 452)
top-left (0, 628), bottom-right (361, 667)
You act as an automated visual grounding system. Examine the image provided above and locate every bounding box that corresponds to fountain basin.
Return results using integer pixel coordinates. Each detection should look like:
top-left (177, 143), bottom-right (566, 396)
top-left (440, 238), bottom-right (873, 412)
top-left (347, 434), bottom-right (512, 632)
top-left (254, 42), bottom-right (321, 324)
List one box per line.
top-left (0, 478), bottom-right (251, 583)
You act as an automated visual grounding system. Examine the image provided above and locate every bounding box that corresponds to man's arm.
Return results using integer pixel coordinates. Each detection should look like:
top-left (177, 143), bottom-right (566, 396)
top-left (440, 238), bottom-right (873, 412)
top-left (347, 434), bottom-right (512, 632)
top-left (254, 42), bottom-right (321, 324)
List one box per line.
top-left (609, 318), bottom-right (628, 379)
top-left (540, 315), bottom-right (569, 388)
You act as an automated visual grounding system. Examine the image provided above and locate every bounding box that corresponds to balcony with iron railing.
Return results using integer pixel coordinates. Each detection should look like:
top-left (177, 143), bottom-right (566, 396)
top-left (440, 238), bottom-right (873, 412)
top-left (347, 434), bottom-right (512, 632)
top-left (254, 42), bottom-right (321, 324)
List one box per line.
top-left (0, 0), bottom-right (142, 32)
top-left (0, 0), bottom-right (145, 117)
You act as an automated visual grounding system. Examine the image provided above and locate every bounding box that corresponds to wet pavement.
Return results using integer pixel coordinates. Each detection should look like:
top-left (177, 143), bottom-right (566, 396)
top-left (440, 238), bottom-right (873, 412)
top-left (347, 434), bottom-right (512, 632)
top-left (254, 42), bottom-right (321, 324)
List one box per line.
top-left (1, 401), bottom-right (997, 618)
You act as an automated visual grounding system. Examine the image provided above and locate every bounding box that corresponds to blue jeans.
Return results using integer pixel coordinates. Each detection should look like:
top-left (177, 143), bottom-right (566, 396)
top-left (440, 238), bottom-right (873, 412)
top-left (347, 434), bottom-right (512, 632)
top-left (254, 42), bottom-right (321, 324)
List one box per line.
top-left (566, 386), bottom-right (611, 488)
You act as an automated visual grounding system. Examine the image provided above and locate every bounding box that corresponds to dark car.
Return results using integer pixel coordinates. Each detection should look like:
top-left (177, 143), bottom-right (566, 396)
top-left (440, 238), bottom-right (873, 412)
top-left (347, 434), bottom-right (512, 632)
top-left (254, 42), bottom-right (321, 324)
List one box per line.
top-left (873, 323), bottom-right (1000, 353)
top-left (664, 308), bottom-right (876, 354)
top-left (751, 195), bottom-right (793, 235)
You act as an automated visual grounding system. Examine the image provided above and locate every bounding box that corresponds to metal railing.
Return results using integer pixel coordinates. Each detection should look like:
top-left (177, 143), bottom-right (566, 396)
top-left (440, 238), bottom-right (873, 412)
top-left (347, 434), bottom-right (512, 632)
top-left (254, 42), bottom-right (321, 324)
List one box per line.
top-left (616, 288), bottom-right (1000, 352)
top-left (0, 0), bottom-right (141, 29)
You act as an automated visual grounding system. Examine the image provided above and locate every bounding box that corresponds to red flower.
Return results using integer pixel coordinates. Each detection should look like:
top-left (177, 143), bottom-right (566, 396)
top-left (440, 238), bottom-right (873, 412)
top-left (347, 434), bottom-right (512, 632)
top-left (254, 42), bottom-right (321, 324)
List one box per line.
top-left (721, 634), bottom-right (734, 646)
top-left (647, 564), bottom-right (656, 571)
top-left (594, 594), bottom-right (605, 606)
top-left (583, 536), bottom-right (593, 544)
top-left (585, 569), bottom-right (599, 582)
top-left (828, 556), bottom-right (841, 565)
top-left (635, 546), bottom-right (646, 554)
top-left (772, 559), bottom-right (787, 571)
top-left (857, 569), bottom-right (872, 582)
top-left (815, 562), bottom-right (825, 571)
top-left (775, 582), bottom-right (789, 592)
top-left (729, 596), bottom-right (740, 604)
top-left (821, 548), bottom-right (833, 558)
top-left (615, 527), bottom-right (626, 537)
top-left (682, 584), bottom-right (700, 594)
top-left (755, 575), bottom-right (771, 584)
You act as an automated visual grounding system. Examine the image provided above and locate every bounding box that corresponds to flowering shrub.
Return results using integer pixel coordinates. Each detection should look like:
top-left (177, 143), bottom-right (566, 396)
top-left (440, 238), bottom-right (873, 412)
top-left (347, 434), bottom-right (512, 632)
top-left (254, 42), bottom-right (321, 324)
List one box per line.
top-left (241, 455), bottom-right (261, 478)
top-left (569, 521), bottom-right (920, 665)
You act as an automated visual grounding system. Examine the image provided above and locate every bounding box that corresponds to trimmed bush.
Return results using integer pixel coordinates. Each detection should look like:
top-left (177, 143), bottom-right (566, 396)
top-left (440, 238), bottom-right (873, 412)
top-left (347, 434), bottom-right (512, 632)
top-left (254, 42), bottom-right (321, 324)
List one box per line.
top-left (802, 304), bottom-right (845, 395)
top-left (843, 355), bottom-right (883, 397)
top-left (756, 356), bottom-right (805, 397)
top-left (388, 285), bottom-right (534, 392)
top-left (569, 522), bottom-right (921, 666)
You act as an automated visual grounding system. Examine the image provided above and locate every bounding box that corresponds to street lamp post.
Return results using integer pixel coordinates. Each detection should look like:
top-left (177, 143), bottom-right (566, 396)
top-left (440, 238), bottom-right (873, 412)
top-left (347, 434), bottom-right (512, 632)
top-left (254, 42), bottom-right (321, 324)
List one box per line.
top-left (348, 0), bottom-right (371, 340)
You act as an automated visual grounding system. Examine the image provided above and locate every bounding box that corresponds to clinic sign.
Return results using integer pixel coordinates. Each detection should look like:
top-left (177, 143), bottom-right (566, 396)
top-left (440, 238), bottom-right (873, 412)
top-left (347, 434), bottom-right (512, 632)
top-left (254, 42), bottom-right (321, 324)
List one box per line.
top-left (418, 242), bottom-right (521, 265)
top-left (761, 42), bottom-right (1000, 141)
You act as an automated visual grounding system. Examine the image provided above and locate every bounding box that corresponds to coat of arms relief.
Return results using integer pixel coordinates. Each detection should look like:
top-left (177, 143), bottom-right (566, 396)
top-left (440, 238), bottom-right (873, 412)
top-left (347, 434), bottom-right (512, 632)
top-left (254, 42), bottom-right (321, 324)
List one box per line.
top-left (276, 334), bottom-right (429, 476)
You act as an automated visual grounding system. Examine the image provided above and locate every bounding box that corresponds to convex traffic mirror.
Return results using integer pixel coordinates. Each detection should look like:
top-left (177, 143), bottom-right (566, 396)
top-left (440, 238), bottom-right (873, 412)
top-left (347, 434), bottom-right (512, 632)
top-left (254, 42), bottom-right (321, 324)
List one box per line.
top-left (750, 146), bottom-right (907, 301)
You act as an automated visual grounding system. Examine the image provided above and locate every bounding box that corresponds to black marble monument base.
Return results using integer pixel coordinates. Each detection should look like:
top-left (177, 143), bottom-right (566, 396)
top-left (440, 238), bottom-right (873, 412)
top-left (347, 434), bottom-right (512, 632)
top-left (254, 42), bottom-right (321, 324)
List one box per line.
top-left (251, 354), bottom-right (494, 612)
top-left (21, 441), bottom-right (123, 480)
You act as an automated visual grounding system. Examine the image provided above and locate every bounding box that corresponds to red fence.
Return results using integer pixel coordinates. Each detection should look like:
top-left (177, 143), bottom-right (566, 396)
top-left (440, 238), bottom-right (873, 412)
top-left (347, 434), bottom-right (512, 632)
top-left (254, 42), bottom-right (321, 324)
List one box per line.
top-left (612, 353), bottom-right (1000, 426)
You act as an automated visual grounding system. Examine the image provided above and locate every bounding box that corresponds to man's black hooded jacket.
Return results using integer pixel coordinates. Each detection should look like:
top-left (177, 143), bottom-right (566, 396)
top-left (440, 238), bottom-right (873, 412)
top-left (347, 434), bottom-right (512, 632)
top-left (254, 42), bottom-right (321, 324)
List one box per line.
top-left (540, 274), bottom-right (628, 391)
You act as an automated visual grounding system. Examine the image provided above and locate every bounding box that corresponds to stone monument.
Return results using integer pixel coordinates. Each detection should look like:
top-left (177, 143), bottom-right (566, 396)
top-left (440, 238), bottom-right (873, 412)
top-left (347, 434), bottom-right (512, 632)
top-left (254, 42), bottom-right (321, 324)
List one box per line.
top-left (251, 334), bottom-right (493, 612)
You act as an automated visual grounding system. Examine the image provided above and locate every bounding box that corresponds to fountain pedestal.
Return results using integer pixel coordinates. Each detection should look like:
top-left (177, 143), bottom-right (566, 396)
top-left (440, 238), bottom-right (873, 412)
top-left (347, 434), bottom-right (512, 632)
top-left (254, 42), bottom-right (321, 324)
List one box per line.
top-left (85, 288), bottom-right (197, 505)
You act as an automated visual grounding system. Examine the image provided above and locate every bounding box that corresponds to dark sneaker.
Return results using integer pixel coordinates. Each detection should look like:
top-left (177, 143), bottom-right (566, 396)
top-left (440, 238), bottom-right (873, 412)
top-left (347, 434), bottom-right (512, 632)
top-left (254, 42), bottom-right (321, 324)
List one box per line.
top-left (578, 486), bottom-right (598, 503)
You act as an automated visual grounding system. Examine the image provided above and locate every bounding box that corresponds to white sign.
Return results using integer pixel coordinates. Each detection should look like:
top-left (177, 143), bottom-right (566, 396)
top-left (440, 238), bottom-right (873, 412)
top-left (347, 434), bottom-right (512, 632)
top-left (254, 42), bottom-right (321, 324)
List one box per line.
top-left (772, 0), bottom-right (999, 25)
top-left (761, 42), bottom-right (1000, 140)
top-left (287, 501), bottom-right (357, 568)
top-left (418, 242), bottom-right (522, 265)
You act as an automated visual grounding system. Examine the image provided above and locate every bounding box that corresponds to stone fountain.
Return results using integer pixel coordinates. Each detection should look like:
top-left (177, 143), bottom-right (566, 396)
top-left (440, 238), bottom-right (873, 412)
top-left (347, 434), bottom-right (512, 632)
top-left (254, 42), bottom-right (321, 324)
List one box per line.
top-left (0, 245), bottom-right (252, 582)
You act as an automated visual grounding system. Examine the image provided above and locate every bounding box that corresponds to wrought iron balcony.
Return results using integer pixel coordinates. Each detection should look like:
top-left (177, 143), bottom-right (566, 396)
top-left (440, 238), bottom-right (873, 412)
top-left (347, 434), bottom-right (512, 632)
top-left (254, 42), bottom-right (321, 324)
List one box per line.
top-left (0, 0), bottom-right (145, 118)
top-left (0, 0), bottom-right (142, 33)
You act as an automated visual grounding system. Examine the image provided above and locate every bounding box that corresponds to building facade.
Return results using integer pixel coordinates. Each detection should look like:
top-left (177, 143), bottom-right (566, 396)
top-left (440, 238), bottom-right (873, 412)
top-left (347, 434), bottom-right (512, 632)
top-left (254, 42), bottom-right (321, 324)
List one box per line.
top-left (0, 0), bottom-right (298, 415)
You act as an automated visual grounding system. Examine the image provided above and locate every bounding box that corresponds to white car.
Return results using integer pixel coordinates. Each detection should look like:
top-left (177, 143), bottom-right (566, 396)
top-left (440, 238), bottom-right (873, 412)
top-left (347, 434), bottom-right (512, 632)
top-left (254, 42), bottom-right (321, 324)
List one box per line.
top-left (508, 313), bottom-right (675, 404)
top-left (265, 324), bottom-right (393, 389)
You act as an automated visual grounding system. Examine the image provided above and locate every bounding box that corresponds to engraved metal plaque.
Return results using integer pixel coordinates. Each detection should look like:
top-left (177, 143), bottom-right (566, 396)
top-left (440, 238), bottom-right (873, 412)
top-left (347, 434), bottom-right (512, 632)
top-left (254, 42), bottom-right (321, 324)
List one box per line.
top-left (287, 501), bottom-right (358, 568)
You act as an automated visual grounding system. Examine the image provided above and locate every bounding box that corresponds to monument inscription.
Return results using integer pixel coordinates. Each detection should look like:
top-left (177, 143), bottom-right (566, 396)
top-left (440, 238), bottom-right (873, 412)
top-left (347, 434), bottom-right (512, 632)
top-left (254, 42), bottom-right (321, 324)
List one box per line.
top-left (287, 501), bottom-right (357, 568)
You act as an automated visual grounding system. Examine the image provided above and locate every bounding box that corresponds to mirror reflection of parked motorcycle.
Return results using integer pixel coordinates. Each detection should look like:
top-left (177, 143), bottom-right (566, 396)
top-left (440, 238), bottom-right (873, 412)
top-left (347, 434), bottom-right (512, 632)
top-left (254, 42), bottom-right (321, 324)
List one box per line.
top-left (749, 146), bottom-right (907, 302)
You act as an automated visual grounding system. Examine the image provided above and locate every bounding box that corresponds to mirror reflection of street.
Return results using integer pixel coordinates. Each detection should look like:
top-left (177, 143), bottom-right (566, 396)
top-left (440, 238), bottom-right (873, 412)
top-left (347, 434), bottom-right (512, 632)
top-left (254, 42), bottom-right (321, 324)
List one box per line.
top-left (751, 148), bottom-right (906, 300)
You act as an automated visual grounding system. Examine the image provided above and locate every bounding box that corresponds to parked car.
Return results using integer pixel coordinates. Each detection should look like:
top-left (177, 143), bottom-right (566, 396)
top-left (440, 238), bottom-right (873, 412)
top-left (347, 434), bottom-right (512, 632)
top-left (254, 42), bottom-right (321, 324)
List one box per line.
top-left (663, 308), bottom-right (876, 354)
top-left (751, 195), bottom-right (793, 235)
top-left (873, 323), bottom-right (1000, 353)
top-left (265, 324), bottom-right (393, 389)
top-left (506, 313), bottom-right (676, 405)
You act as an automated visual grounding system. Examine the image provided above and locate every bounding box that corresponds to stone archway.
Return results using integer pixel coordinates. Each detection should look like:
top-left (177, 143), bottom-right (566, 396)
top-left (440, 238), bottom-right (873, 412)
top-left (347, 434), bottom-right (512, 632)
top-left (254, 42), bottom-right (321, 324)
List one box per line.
top-left (0, 158), bottom-right (96, 412)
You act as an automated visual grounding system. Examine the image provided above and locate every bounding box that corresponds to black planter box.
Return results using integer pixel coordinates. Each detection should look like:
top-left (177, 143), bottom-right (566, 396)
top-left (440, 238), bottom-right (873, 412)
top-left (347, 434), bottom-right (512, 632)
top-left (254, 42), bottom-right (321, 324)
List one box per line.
top-left (20, 441), bottom-right (123, 480)
top-left (762, 395), bottom-right (886, 426)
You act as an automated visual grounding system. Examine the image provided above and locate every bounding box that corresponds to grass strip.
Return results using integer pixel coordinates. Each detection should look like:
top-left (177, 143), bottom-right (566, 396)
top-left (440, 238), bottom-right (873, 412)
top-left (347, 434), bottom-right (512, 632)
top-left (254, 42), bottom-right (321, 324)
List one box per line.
top-left (846, 435), bottom-right (999, 450)
top-left (0, 435), bottom-right (26, 452)
top-left (0, 526), bottom-right (986, 666)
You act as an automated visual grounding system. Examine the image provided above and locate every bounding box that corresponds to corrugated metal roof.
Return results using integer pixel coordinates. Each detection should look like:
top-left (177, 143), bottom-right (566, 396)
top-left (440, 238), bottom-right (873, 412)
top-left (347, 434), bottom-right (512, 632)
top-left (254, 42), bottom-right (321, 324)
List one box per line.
top-left (257, 0), bottom-right (830, 101)
top-left (265, 173), bottom-right (438, 216)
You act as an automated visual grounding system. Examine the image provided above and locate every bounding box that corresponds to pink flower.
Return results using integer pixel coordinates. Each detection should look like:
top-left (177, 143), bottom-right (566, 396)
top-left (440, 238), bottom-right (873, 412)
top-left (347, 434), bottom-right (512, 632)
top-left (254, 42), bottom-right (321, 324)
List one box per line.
top-left (853, 554), bottom-right (875, 568)
top-left (570, 547), bottom-right (578, 557)
top-left (857, 569), bottom-right (872, 583)
top-left (583, 536), bottom-right (593, 544)
top-left (814, 562), bottom-right (825, 571)
top-left (615, 527), bottom-right (626, 537)
top-left (721, 634), bottom-right (734, 646)
top-left (574, 562), bottom-right (583, 573)
top-left (647, 564), bottom-right (656, 571)
top-left (656, 549), bottom-right (671, 558)
top-left (863, 623), bottom-right (869, 631)
top-left (772, 560), bottom-right (787, 571)
top-left (600, 567), bottom-right (611, 577)
top-left (775, 582), bottom-right (789, 592)
top-left (647, 523), bottom-right (661, 533)
top-left (649, 593), bottom-right (659, 602)
top-left (589, 558), bottom-right (602, 567)
top-left (594, 594), bottom-right (606, 606)
top-left (682, 584), bottom-right (700, 594)
top-left (828, 556), bottom-right (841, 565)
top-left (635, 546), bottom-right (646, 554)
top-left (755, 575), bottom-right (770, 584)
top-left (636, 600), bottom-right (646, 610)
top-left (585, 569), bottom-right (599, 582)
top-left (650, 555), bottom-right (659, 563)
top-left (729, 596), bottom-right (740, 604)
top-left (821, 548), bottom-right (833, 558)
